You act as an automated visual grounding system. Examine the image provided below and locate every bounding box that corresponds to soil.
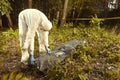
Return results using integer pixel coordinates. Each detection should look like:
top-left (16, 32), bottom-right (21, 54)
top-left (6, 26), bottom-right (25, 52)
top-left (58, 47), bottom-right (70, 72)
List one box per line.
top-left (0, 52), bottom-right (47, 80)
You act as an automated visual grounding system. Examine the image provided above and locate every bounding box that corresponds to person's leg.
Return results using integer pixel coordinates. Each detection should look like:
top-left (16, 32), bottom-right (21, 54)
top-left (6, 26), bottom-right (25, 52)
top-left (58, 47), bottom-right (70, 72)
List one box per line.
top-left (21, 26), bottom-right (37, 65)
top-left (42, 31), bottom-right (51, 53)
top-left (18, 15), bottom-right (29, 64)
top-left (36, 29), bottom-right (46, 53)
top-left (28, 33), bottom-right (35, 65)
top-left (37, 30), bottom-right (51, 54)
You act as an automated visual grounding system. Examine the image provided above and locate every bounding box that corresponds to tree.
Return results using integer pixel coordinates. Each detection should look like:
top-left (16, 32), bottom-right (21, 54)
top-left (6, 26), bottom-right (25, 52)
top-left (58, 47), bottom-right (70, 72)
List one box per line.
top-left (60, 0), bottom-right (69, 26)
top-left (0, 13), bottom-right (2, 28)
top-left (49, 0), bottom-right (63, 23)
top-left (28, 0), bottom-right (32, 8)
top-left (0, 0), bottom-right (13, 28)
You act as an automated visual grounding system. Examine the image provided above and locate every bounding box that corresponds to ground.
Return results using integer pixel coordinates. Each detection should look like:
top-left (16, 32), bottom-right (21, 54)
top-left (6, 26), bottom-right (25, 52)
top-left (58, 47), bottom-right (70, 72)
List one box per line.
top-left (0, 24), bottom-right (120, 80)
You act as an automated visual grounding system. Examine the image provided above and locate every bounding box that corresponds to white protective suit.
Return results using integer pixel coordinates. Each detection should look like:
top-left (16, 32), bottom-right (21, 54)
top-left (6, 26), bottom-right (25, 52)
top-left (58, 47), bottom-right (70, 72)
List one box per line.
top-left (18, 9), bottom-right (52, 63)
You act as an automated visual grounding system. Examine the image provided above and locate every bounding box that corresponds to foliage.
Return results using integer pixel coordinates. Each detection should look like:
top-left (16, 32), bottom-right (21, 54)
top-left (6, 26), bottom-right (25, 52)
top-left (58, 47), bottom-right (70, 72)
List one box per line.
top-left (8, 0), bottom-right (112, 26)
top-left (0, 28), bottom-right (19, 54)
top-left (1, 23), bottom-right (120, 79)
top-left (0, 0), bottom-right (13, 15)
top-left (1, 72), bottom-right (29, 80)
top-left (47, 23), bottom-right (120, 80)
top-left (89, 14), bottom-right (104, 27)
top-left (68, 0), bottom-right (105, 18)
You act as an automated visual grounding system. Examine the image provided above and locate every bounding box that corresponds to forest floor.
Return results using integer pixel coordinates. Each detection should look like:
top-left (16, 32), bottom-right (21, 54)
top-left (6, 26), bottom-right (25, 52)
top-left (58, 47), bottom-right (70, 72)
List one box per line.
top-left (0, 24), bottom-right (120, 80)
top-left (0, 28), bottom-right (50, 80)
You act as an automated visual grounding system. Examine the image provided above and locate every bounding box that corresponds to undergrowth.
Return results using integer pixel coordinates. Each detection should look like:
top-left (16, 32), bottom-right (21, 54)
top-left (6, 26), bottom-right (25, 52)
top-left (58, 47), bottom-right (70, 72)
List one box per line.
top-left (0, 28), bottom-right (20, 54)
top-left (47, 23), bottom-right (120, 80)
top-left (0, 21), bottom-right (120, 80)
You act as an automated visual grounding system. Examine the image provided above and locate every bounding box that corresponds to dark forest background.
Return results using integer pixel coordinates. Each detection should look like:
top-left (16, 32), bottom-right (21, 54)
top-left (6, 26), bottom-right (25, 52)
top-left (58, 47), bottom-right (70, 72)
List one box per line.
top-left (0, 0), bottom-right (120, 28)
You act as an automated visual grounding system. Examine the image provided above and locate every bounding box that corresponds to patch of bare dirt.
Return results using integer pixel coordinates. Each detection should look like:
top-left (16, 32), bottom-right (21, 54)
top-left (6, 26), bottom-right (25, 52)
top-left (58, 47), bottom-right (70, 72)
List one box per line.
top-left (0, 53), bottom-right (46, 80)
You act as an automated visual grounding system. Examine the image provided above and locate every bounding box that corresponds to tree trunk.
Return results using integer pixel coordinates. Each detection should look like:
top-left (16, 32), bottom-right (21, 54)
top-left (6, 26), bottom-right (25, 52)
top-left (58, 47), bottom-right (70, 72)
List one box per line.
top-left (6, 14), bottom-right (13, 28)
top-left (56, 11), bottom-right (60, 25)
top-left (60, 0), bottom-right (69, 26)
top-left (0, 17), bottom-right (3, 28)
top-left (28, 0), bottom-right (32, 8)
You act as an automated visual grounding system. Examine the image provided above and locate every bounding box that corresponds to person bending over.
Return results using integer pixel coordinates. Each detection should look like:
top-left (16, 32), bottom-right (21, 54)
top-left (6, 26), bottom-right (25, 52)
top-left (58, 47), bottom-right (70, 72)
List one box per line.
top-left (18, 9), bottom-right (52, 65)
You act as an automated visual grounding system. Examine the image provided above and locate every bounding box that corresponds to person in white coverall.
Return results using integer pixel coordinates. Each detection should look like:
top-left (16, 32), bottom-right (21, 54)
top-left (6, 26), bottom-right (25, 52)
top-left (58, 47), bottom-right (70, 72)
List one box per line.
top-left (18, 9), bottom-right (52, 65)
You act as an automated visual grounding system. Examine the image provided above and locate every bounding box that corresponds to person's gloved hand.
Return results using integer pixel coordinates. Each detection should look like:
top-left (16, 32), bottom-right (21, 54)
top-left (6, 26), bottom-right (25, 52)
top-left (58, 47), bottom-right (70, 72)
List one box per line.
top-left (45, 46), bottom-right (51, 54)
top-left (28, 54), bottom-right (35, 65)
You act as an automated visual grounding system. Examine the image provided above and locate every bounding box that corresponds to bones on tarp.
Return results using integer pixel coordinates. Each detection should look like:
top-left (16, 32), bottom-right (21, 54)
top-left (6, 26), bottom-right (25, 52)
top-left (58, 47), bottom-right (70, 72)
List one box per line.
top-left (35, 39), bottom-right (86, 71)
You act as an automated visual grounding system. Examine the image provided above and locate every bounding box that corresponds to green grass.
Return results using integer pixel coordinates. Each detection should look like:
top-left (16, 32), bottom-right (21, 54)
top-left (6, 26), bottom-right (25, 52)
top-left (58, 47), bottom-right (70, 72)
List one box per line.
top-left (0, 23), bottom-right (120, 80)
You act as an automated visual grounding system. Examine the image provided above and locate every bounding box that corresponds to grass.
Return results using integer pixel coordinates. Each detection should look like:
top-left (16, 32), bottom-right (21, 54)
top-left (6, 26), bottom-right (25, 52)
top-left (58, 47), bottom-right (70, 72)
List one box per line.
top-left (0, 23), bottom-right (120, 80)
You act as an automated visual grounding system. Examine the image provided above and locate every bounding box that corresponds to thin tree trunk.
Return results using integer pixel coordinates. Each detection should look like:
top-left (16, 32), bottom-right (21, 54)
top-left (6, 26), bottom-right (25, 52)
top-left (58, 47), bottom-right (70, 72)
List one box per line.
top-left (74, 0), bottom-right (84, 25)
top-left (28, 0), bottom-right (32, 8)
top-left (60, 0), bottom-right (69, 26)
top-left (0, 17), bottom-right (3, 28)
top-left (6, 14), bottom-right (13, 28)
top-left (56, 11), bottom-right (60, 25)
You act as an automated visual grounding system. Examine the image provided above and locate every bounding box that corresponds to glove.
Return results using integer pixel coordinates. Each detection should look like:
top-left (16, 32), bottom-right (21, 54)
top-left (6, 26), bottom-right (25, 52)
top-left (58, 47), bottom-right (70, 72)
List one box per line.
top-left (28, 54), bottom-right (35, 65)
top-left (45, 46), bottom-right (51, 54)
